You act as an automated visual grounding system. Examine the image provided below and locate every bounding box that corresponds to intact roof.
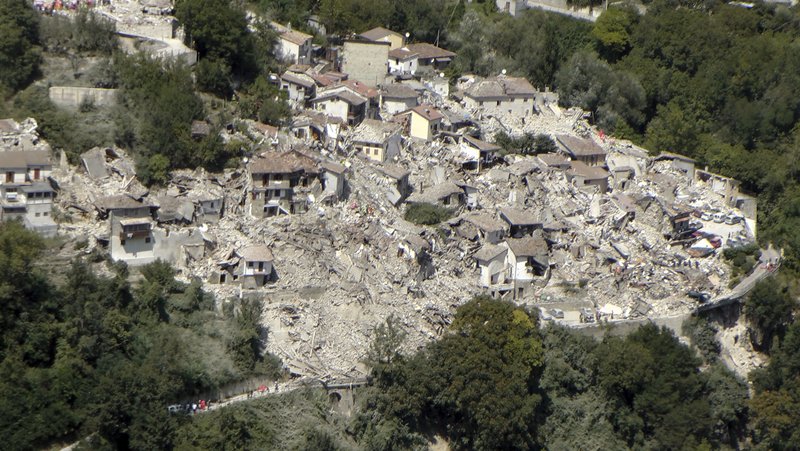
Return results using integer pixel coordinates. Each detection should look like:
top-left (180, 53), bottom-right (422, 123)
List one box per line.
top-left (191, 120), bottom-right (210, 136)
top-left (381, 83), bottom-right (418, 100)
top-left (556, 135), bottom-right (606, 158)
top-left (462, 135), bottom-right (501, 152)
top-left (499, 207), bottom-right (542, 226)
top-left (408, 105), bottom-right (444, 121)
top-left (21, 182), bottom-right (54, 193)
top-left (282, 71), bottom-right (316, 89)
top-left (474, 244), bottom-right (507, 262)
top-left (359, 27), bottom-right (403, 42)
top-left (465, 76), bottom-right (536, 100)
top-left (567, 160), bottom-right (610, 180)
top-left (506, 236), bottom-right (548, 257)
top-left (340, 79), bottom-right (379, 99)
top-left (280, 29), bottom-right (313, 46)
top-left (388, 47), bottom-right (419, 60)
top-left (537, 153), bottom-right (570, 167)
top-left (24, 150), bottom-right (51, 166)
top-left (312, 87), bottom-right (367, 106)
top-left (464, 213), bottom-right (506, 232)
top-left (98, 194), bottom-right (152, 210)
top-left (0, 152), bottom-right (29, 168)
top-left (238, 244), bottom-right (274, 262)
top-left (352, 119), bottom-right (402, 144)
top-left (0, 150), bottom-right (51, 168)
top-left (405, 42), bottom-right (456, 59)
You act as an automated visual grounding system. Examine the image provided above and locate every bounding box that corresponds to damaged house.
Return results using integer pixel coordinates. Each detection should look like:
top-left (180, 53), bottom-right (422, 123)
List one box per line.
top-left (566, 161), bottom-right (610, 193)
top-left (0, 150), bottom-right (57, 236)
top-left (97, 195), bottom-right (157, 266)
top-left (351, 119), bottom-right (403, 163)
top-left (281, 70), bottom-right (317, 107)
top-left (407, 181), bottom-right (464, 208)
top-left (458, 135), bottom-right (501, 172)
top-left (463, 75), bottom-right (537, 117)
top-left (500, 207), bottom-right (542, 237)
top-left (401, 105), bottom-right (444, 142)
top-left (249, 150), bottom-right (321, 217)
top-left (311, 85), bottom-right (369, 126)
top-left (556, 135), bottom-right (607, 166)
top-left (380, 83), bottom-right (419, 115)
top-left (504, 234), bottom-right (550, 293)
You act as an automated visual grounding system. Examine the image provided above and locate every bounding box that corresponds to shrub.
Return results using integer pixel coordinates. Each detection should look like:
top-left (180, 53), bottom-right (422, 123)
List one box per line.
top-left (404, 203), bottom-right (453, 225)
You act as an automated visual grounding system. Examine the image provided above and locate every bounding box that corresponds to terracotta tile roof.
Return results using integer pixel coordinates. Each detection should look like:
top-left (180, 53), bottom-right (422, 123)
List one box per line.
top-left (388, 47), bottom-right (419, 60)
top-left (359, 27), bottom-right (403, 41)
top-left (340, 79), bottom-right (378, 99)
top-left (280, 29), bottom-right (312, 46)
top-left (281, 71), bottom-right (316, 89)
top-left (409, 105), bottom-right (444, 121)
top-left (381, 83), bottom-right (418, 99)
top-left (405, 43), bottom-right (456, 59)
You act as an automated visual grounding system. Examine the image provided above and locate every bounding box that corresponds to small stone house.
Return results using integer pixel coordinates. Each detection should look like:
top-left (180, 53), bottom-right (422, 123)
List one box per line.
top-left (351, 119), bottom-right (403, 163)
top-left (311, 86), bottom-right (369, 126)
top-left (556, 135), bottom-right (607, 166)
top-left (504, 235), bottom-right (550, 289)
top-left (380, 83), bottom-right (418, 115)
top-left (405, 43), bottom-right (456, 72)
top-left (249, 150), bottom-right (320, 217)
top-left (407, 181), bottom-right (464, 208)
top-left (97, 195), bottom-right (157, 266)
top-left (281, 71), bottom-right (317, 107)
top-left (358, 27), bottom-right (405, 50)
top-left (500, 207), bottom-right (542, 238)
top-left (404, 105), bottom-right (443, 142)
top-left (388, 47), bottom-right (419, 76)
top-left (474, 244), bottom-right (508, 288)
top-left (0, 150), bottom-right (56, 236)
top-left (464, 213), bottom-right (507, 244)
top-left (463, 76), bottom-right (536, 117)
top-left (459, 135), bottom-right (501, 171)
top-left (566, 160), bottom-right (610, 193)
top-left (272, 22), bottom-right (313, 64)
top-left (237, 245), bottom-right (275, 288)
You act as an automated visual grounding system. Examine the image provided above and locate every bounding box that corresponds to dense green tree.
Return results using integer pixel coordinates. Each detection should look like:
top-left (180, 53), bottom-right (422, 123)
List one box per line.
top-left (238, 75), bottom-right (291, 126)
top-left (0, 0), bottom-right (41, 93)
top-left (176, 0), bottom-right (258, 77)
top-left (592, 7), bottom-right (638, 62)
top-left (745, 280), bottom-right (796, 352)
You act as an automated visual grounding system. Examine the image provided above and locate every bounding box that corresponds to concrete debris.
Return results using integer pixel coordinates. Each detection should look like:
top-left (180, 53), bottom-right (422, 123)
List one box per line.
top-left (13, 33), bottom-right (756, 379)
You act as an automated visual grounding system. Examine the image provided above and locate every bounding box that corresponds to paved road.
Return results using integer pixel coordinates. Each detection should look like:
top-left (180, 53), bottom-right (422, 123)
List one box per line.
top-left (697, 245), bottom-right (781, 312)
top-left (525, 1), bottom-right (599, 22)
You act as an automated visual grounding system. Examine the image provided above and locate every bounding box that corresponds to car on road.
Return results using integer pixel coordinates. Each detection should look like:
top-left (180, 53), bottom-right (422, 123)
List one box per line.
top-left (687, 290), bottom-right (711, 302)
top-left (713, 212), bottom-right (725, 223)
